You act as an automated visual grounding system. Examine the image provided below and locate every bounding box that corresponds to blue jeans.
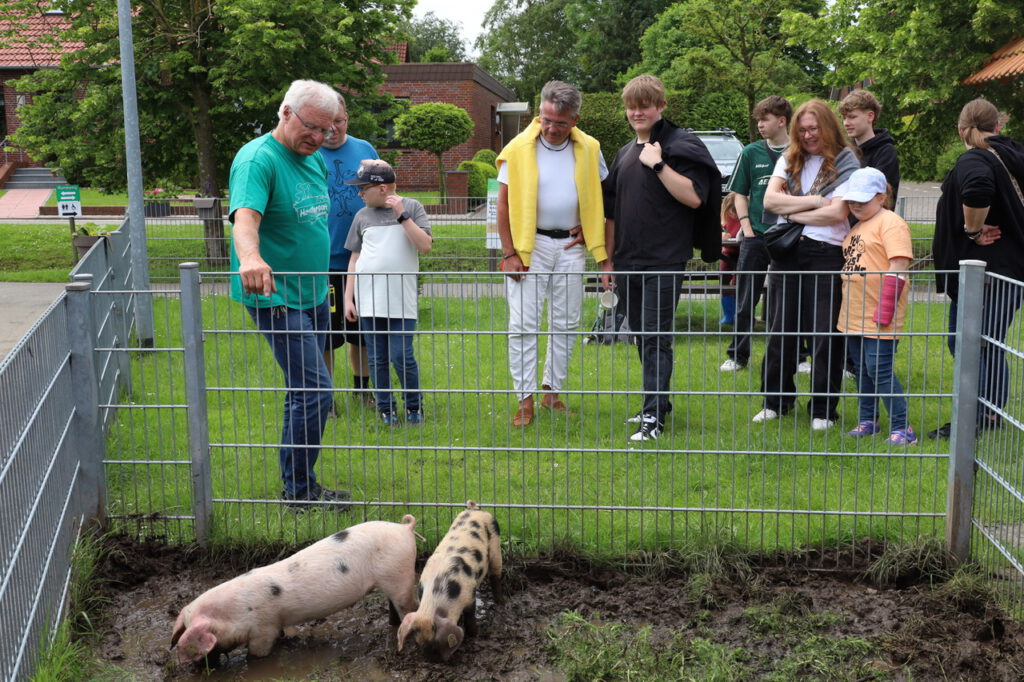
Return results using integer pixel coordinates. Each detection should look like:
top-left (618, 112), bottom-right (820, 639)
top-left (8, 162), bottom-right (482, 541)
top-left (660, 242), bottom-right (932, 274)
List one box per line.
top-left (847, 335), bottom-right (907, 430)
top-left (947, 285), bottom-right (1024, 419)
top-left (360, 317), bottom-right (421, 414)
top-left (247, 301), bottom-right (333, 499)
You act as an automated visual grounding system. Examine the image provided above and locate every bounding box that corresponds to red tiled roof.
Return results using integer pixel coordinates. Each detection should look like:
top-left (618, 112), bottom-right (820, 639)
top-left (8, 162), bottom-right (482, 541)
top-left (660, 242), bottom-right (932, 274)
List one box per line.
top-left (383, 42), bottom-right (408, 64)
top-left (0, 8), bottom-right (79, 69)
top-left (963, 35), bottom-right (1024, 85)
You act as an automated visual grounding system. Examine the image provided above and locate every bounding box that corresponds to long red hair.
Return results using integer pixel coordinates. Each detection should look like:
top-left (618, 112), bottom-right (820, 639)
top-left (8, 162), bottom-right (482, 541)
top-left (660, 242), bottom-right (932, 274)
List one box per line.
top-left (784, 99), bottom-right (850, 193)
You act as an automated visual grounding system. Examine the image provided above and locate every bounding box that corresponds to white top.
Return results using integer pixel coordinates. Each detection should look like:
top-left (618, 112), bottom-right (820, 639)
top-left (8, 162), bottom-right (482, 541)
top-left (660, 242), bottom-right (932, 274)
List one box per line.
top-left (498, 141), bottom-right (609, 229)
top-left (772, 155), bottom-right (850, 246)
top-left (353, 223), bottom-right (419, 319)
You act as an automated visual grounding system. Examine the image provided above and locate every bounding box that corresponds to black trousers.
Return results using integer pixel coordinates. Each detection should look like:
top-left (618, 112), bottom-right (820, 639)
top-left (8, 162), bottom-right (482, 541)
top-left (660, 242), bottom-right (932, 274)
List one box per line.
top-left (726, 235), bottom-right (771, 366)
top-left (617, 266), bottom-right (685, 423)
top-left (759, 238), bottom-right (844, 420)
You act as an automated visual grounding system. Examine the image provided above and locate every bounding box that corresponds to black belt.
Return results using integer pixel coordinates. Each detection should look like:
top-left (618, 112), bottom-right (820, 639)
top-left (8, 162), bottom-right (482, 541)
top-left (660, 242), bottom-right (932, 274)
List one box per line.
top-left (537, 228), bottom-right (573, 239)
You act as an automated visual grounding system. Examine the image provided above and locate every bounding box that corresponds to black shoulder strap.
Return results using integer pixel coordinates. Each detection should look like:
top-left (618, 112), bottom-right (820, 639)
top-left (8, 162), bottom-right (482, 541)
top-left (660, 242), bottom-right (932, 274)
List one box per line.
top-left (764, 140), bottom-right (781, 164)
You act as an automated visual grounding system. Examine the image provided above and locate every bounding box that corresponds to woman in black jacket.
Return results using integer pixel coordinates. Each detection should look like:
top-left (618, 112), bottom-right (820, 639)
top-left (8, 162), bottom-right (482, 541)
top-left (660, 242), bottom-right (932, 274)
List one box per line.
top-left (930, 98), bottom-right (1024, 438)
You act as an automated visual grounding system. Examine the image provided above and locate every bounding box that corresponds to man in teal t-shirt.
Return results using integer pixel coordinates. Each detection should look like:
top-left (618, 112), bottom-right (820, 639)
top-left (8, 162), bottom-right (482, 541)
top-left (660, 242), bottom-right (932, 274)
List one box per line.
top-left (228, 79), bottom-right (350, 511)
top-left (721, 95), bottom-right (791, 372)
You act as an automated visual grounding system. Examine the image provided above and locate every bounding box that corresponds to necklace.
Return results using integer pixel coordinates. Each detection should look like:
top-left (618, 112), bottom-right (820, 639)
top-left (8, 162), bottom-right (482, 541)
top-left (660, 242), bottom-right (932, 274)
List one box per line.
top-left (538, 136), bottom-right (570, 152)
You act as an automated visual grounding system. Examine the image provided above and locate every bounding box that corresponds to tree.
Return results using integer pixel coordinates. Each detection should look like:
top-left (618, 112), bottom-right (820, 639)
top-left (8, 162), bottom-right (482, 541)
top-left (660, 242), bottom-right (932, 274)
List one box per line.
top-left (400, 12), bottom-right (467, 62)
top-left (4, 0), bottom-right (413, 198)
top-left (781, 0), bottom-right (1023, 180)
top-left (631, 0), bottom-right (821, 141)
top-left (393, 103), bottom-right (473, 201)
top-left (476, 0), bottom-right (580, 103)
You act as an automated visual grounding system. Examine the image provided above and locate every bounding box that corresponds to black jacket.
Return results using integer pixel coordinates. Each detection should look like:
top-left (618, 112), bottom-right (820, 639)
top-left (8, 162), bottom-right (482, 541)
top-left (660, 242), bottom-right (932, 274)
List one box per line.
top-left (859, 129), bottom-right (900, 201)
top-left (933, 135), bottom-right (1024, 297)
top-left (604, 118), bottom-right (722, 266)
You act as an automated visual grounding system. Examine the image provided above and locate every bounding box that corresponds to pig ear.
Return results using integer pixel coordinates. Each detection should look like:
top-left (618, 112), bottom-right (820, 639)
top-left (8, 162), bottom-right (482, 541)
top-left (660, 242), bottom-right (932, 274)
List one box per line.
top-left (396, 612), bottom-right (417, 651)
top-left (170, 612), bottom-right (186, 648)
top-left (177, 621), bottom-right (218, 663)
top-left (435, 616), bottom-right (464, 660)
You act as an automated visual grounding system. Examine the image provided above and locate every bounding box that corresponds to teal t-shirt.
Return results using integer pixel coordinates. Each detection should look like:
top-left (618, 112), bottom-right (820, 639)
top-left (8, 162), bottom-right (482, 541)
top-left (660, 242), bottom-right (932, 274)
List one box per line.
top-left (727, 140), bottom-right (787, 234)
top-left (228, 134), bottom-right (330, 309)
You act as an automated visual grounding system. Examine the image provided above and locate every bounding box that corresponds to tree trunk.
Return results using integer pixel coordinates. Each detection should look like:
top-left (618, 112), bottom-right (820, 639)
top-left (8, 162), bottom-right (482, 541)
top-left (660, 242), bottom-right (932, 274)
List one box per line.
top-left (747, 92), bottom-right (757, 142)
top-left (436, 153), bottom-right (447, 203)
top-left (190, 77), bottom-right (228, 265)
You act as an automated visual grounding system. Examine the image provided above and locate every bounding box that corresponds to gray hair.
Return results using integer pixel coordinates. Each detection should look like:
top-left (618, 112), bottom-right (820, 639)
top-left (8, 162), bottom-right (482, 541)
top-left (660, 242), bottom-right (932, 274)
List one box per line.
top-left (335, 91), bottom-right (347, 113)
top-left (540, 81), bottom-right (581, 117)
top-left (277, 80), bottom-right (340, 120)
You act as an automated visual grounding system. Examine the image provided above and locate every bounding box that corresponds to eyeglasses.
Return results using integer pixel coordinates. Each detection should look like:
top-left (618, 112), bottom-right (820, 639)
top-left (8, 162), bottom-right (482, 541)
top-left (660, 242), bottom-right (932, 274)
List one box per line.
top-left (540, 116), bottom-right (572, 129)
top-left (291, 108), bottom-right (333, 139)
top-left (357, 183), bottom-right (383, 195)
top-left (798, 126), bottom-right (820, 136)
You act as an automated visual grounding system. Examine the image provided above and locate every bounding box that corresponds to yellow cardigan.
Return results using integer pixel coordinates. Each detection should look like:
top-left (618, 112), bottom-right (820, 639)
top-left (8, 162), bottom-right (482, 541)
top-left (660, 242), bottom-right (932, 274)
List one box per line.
top-left (496, 118), bottom-right (608, 266)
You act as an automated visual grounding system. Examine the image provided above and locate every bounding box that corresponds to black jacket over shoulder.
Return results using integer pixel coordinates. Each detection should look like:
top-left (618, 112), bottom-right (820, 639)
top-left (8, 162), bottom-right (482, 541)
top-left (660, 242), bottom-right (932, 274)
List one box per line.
top-left (604, 118), bottom-right (722, 267)
top-left (933, 135), bottom-right (1024, 298)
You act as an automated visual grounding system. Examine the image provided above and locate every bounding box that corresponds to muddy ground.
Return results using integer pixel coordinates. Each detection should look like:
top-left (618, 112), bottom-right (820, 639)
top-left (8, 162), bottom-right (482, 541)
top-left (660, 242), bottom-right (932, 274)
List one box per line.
top-left (90, 535), bottom-right (1024, 681)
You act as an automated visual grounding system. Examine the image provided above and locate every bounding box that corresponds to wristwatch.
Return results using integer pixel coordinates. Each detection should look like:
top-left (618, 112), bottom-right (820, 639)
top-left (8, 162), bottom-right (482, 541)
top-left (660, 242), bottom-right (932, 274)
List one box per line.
top-left (652, 161), bottom-right (665, 174)
top-left (397, 211), bottom-right (411, 223)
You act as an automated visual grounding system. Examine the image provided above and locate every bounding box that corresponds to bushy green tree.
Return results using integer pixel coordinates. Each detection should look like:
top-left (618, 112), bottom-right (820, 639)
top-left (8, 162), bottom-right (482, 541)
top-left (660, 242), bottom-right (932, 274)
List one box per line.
top-left (781, 0), bottom-right (1022, 180)
top-left (399, 12), bottom-right (467, 63)
top-left (394, 103), bottom-right (473, 200)
top-left (457, 160), bottom-right (497, 201)
top-left (472, 149), bottom-right (499, 166)
top-left (4, 0), bottom-right (413, 195)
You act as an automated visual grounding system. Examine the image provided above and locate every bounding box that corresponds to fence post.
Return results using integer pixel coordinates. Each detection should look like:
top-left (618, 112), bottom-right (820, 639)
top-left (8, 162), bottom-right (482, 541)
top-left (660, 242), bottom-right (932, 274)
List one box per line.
top-left (179, 263), bottom-right (214, 541)
top-left (945, 259), bottom-right (986, 563)
top-left (66, 280), bottom-right (108, 526)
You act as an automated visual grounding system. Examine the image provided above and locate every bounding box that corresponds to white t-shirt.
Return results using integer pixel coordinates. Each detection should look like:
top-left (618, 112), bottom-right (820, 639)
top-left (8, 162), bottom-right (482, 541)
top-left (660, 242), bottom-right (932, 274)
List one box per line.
top-left (771, 155), bottom-right (850, 246)
top-left (497, 141), bottom-right (609, 229)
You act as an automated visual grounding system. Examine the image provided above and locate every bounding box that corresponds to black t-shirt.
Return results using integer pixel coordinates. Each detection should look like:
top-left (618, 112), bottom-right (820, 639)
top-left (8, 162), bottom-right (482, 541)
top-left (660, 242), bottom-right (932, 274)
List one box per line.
top-left (933, 137), bottom-right (1024, 297)
top-left (604, 121), bottom-right (717, 268)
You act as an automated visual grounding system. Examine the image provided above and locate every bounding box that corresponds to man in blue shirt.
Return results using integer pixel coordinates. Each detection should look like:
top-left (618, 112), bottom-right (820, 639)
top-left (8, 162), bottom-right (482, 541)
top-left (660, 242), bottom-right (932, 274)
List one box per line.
top-left (318, 92), bottom-right (379, 410)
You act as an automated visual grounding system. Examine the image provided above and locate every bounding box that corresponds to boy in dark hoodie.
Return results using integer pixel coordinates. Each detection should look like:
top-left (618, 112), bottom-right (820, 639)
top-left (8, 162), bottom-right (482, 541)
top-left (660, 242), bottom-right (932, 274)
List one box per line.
top-left (602, 74), bottom-right (721, 442)
top-left (841, 90), bottom-right (900, 203)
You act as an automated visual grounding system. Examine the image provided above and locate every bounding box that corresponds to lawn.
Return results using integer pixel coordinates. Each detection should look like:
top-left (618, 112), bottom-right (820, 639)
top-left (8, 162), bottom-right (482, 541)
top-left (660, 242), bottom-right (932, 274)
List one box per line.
top-left (101, 283), bottom-right (973, 558)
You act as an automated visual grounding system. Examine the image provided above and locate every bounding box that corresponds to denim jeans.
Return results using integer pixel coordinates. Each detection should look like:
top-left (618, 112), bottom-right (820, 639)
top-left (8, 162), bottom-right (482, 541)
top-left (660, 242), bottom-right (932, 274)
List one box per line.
top-left (247, 301), bottom-right (333, 499)
top-left (760, 238), bottom-right (845, 420)
top-left (727, 235), bottom-right (771, 366)
top-left (616, 266), bottom-right (685, 423)
top-left (360, 317), bottom-right (421, 414)
top-left (946, 285), bottom-right (1024, 419)
top-left (847, 335), bottom-right (907, 430)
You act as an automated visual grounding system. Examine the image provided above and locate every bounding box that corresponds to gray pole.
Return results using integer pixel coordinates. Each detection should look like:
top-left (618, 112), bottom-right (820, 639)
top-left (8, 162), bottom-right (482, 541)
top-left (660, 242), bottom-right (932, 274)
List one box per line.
top-left (66, 280), bottom-right (108, 527)
top-left (180, 263), bottom-right (213, 541)
top-left (945, 259), bottom-right (986, 563)
top-left (117, 0), bottom-right (154, 347)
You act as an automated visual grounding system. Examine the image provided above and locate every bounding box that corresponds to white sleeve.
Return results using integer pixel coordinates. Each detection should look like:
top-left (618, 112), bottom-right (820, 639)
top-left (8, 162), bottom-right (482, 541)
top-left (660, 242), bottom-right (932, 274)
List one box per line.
top-left (497, 161), bottom-right (508, 185)
top-left (771, 155), bottom-right (789, 180)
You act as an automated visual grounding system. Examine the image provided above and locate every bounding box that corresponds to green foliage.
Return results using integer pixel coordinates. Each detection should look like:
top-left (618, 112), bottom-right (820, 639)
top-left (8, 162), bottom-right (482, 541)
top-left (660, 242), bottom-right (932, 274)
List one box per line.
top-left (457, 160), bottom-right (497, 200)
top-left (398, 11), bottom-right (467, 62)
top-left (934, 139), bottom-right (966, 182)
top-left (631, 0), bottom-right (821, 140)
top-left (471, 148), bottom-right (499, 166)
top-left (3, 0), bottom-right (414, 194)
top-left (865, 536), bottom-right (954, 587)
top-left (781, 0), bottom-right (1022, 180)
top-left (394, 102), bottom-right (473, 199)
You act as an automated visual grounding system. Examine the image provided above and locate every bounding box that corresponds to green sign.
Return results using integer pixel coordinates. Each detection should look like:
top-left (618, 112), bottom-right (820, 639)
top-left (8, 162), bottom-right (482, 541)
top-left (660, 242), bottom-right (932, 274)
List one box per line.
top-left (55, 184), bottom-right (80, 202)
top-left (55, 184), bottom-right (82, 218)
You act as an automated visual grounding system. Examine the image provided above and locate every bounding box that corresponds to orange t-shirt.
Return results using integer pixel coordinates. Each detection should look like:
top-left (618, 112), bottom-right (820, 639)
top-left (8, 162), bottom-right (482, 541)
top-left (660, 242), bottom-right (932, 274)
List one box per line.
top-left (838, 208), bottom-right (914, 339)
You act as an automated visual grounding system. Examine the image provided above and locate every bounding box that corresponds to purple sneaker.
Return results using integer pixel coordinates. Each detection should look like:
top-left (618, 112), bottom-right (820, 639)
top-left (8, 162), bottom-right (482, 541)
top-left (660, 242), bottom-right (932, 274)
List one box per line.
top-left (846, 421), bottom-right (880, 437)
top-left (888, 427), bottom-right (918, 446)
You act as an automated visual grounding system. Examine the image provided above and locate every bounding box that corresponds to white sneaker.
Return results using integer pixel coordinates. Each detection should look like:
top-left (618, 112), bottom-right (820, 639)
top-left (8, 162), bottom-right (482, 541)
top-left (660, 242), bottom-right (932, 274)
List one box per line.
top-left (797, 361), bottom-right (812, 374)
top-left (720, 358), bottom-right (744, 372)
top-left (625, 411), bottom-right (644, 424)
top-left (811, 418), bottom-right (835, 431)
top-left (629, 414), bottom-right (662, 442)
top-left (752, 408), bottom-right (779, 423)
top-left (843, 369), bottom-right (856, 380)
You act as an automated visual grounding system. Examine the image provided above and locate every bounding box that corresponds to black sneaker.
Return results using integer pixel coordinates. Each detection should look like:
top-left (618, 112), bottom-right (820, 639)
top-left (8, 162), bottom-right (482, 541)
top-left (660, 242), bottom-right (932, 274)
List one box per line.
top-left (927, 422), bottom-right (951, 439)
top-left (282, 485), bottom-right (352, 512)
top-left (626, 411), bottom-right (644, 424)
top-left (629, 414), bottom-right (662, 442)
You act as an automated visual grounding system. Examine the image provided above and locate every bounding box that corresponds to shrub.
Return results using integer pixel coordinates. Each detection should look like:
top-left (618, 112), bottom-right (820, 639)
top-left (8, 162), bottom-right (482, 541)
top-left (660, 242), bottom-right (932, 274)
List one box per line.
top-left (457, 160), bottom-right (497, 200)
top-left (472, 149), bottom-right (498, 166)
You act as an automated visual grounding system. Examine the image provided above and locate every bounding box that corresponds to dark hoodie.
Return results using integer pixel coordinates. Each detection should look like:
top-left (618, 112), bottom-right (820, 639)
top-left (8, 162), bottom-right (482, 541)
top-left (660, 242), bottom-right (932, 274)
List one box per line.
top-left (933, 135), bottom-right (1024, 298)
top-left (604, 117), bottom-right (722, 267)
top-left (858, 128), bottom-right (900, 201)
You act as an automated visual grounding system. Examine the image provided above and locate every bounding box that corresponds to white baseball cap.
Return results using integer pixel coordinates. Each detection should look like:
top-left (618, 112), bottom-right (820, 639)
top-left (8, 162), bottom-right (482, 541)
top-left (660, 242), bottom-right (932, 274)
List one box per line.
top-left (840, 167), bottom-right (888, 203)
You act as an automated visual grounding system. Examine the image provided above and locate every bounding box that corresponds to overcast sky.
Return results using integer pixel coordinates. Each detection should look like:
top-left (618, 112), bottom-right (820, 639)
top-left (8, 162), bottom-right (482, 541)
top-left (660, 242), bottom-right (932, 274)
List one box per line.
top-left (412, 0), bottom-right (489, 58)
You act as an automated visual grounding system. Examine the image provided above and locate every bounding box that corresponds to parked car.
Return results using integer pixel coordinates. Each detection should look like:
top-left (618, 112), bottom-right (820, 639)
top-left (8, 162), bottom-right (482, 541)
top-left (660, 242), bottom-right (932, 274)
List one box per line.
top-left (688, 129), bottom-right (744, 196)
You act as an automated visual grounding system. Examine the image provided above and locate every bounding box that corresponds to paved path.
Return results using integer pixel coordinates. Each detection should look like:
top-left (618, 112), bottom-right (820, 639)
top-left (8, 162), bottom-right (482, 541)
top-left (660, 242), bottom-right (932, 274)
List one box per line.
top-left (0, 189), bottom-right (51, 218)
top-left (0, 282), bottom-right (66, 362)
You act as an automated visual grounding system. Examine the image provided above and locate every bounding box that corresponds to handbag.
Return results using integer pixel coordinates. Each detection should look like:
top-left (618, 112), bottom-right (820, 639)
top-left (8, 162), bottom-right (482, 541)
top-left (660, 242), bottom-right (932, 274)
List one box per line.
top-left (763, 220), bottom-right (803, 260)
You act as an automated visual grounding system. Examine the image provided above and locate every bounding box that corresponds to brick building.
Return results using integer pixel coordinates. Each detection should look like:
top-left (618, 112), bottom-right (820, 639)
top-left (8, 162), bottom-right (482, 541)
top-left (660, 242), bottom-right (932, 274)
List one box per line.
top-left (379, 62), bottom-right (523, 192)
top-left (0, 8), bottom-right (79, 167)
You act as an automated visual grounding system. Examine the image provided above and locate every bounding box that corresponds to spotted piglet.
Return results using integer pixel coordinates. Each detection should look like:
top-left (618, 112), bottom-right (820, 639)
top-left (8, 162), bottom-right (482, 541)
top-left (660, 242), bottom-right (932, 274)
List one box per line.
top-left (170, 516), bottom-right (421, 664)
top-left (397, 500), bottom-right (503, 660)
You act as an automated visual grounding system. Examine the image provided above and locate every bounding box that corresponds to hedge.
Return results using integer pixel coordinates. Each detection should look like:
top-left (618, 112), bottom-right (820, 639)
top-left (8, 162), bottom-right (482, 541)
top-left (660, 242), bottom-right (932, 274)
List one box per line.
top-left (457, 160), bottom-right (497, 199)
top-left (472, 149), bottom-right (498, 166)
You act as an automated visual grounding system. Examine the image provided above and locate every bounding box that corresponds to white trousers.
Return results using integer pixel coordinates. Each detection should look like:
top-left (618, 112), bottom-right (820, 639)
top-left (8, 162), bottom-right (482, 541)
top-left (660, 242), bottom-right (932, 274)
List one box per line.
top-left (506, 235), bottom-right (585, 401)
